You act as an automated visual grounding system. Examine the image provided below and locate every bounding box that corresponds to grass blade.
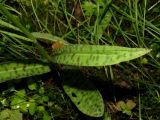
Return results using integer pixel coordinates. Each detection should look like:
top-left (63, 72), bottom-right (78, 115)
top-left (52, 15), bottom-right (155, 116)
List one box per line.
top-left (0, 3), bottom-right (36, 41)
top-left (0, 30), bottom-right (33, 42)
top-left (0, 19), bottom-right (21, 31)
top-left (32, 32), bottom-right (69, 44)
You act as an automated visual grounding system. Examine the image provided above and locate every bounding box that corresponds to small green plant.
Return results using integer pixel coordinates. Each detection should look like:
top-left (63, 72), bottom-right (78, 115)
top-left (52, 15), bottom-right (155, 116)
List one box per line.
top-left (0, 80), bottom-right (52, 120)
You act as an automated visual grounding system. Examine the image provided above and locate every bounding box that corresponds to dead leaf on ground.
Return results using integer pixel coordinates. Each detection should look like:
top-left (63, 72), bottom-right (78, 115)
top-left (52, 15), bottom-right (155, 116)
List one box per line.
top-left (74, 1), bottom-right (83, 20)
top-left (126, 99), bottom-right (136, 110)
top-left (114, 80), bottom-right (131, 89)
top-left (115, 99), bottom-right (136, 111)
top-left (115, 100), bottom-right (126, 111)
top-left (52, 41), bottom-right (64, 49)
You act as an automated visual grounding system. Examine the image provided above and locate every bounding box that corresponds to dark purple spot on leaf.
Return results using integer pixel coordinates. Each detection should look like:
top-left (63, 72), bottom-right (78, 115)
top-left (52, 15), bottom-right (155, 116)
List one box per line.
top-left (72, 93), bottom-right (77, 97)
top-left (71, 54), bottom-right (75, 60)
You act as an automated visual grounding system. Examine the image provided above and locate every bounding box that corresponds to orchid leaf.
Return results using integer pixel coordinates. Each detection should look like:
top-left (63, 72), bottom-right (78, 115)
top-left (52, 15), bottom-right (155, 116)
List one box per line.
top-left (62, 70), bottom-right (104, 117)
top-left (52, 45), bottom-right (151, 66)
top-left (0, 62), bottom-right (51, 83)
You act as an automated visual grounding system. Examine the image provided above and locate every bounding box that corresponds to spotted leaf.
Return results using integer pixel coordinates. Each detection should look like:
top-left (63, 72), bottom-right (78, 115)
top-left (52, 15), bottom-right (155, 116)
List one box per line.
top-left (0, 62), bottom-right (51, 83)
top-left (62, 70), bottom-right (104, 117)
top-left (52, 45), bottom-right (151, 66)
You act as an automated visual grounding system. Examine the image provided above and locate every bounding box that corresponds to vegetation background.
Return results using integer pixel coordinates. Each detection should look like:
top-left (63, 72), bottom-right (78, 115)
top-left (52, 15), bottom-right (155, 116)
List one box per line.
top-left (0, 0), bottom-right (160, 120)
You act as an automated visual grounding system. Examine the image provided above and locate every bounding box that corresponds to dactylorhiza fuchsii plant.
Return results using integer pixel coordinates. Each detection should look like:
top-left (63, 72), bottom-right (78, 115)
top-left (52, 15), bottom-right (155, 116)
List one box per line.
top-left (0, 2), bottom-right (151, 117)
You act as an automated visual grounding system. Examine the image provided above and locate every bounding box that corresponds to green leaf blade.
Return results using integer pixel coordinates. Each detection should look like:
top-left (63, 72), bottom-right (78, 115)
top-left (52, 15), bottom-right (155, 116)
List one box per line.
top-left (62, 71), bottom-right (104, 117)
top-left (52, 45), bottom-right (151, 66)
top-left (0, 62), bottom-right (51, 83)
